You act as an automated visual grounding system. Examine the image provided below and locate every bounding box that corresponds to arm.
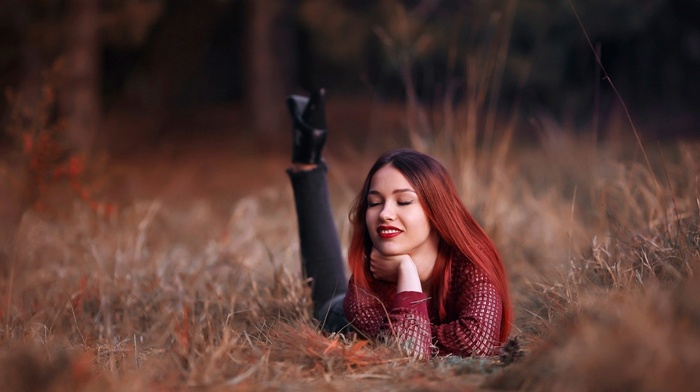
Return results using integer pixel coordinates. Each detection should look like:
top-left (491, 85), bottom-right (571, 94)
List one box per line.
top-left (343, 276), bottom-right (393, 340)
top-left (363, 250), bottom-right (433, 359)
top-left (431, 263), bottom-right (503, 357)
top-left (344, 274), bottom-right (433, 361)
top-left (369, 250), bottom-right (422, 293)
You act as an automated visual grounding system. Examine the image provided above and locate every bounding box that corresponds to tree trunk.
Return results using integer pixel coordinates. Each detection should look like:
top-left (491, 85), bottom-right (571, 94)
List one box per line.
top-left (104, 1), bottom-right (230, 151)
top-left (61, 0), bottom-right (101, 156)
top-left (246, 0), bottom-right (293, 136)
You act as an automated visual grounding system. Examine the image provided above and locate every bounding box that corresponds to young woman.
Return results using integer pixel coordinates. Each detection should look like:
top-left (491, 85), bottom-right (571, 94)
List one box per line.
top-left (286, 90), bottom-right (512, 360)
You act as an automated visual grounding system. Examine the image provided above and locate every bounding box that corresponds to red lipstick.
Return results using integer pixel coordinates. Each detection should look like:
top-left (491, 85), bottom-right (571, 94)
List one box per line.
top-left (377, 225), bottom-right (402, 239)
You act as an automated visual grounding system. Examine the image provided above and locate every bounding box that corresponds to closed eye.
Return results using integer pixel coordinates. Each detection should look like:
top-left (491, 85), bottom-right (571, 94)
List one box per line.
top-left (397, 201), bottom-right (414, 206)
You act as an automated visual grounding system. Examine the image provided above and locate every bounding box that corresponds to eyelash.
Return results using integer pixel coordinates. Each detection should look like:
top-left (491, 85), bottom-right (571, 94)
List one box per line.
top-left (367, 200), bottom-right (413, 207)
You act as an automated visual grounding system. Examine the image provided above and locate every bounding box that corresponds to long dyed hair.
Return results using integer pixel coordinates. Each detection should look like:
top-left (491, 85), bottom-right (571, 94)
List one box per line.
top-left (348, 149), bottom-right (512, 342)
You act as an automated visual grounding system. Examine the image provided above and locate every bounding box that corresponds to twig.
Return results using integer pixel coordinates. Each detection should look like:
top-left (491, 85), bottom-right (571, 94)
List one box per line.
top-left (224, 354), bottom-right (266, 386)
top-left (68, 301), bottom-right (87, 347)
top-left (566, 0), bottom-right (658, 191)
top-left (568, 185), bottom-right (578, 263)
top-left (657, 142), bottom-right (681, 241)
top-left (134, 334), bottom-right (140, 368)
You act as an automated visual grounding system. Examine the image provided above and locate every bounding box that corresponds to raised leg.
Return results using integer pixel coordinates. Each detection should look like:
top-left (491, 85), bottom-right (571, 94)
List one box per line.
top-left (286, 89), bottom-right (349, 332)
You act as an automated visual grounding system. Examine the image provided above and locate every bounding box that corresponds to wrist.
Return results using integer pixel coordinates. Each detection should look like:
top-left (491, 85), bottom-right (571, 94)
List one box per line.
top-left (396, 257), bottom-right (421, 293)
top-left (398, 257), bottom-right (417, 274)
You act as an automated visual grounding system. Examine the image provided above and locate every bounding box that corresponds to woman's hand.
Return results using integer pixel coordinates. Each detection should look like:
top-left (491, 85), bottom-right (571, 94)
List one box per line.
top-left (368, 248), bottom-right (406, 282)
top-left (369, 248), bottom-right (422, 293)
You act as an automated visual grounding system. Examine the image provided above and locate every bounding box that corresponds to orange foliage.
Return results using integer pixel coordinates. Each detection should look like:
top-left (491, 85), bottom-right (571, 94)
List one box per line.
top-left (6, 64), bottom-right (117, 219)
top-left (175, 306), bottom-right (191, 352)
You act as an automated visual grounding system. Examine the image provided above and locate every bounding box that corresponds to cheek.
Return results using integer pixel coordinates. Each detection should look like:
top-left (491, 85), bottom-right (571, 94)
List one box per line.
top-left (365, 210), bottom-right (378, 237)
top-left (409, 209), bottom-right (432, 234)
top-left (365, 209), bottom-right (375, 226)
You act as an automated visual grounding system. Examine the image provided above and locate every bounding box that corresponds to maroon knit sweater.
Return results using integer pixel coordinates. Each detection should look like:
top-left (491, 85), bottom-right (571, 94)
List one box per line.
top-left (343, 255), bottom-right (503, 360)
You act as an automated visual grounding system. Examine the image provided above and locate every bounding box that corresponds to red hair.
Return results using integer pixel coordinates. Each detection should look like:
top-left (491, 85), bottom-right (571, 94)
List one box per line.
top-left (348, 149), bottom-right (512, 343)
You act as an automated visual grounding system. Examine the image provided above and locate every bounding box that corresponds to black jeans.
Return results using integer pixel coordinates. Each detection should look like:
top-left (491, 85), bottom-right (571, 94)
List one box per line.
top-left (287, 164), bottom-right (350, 332)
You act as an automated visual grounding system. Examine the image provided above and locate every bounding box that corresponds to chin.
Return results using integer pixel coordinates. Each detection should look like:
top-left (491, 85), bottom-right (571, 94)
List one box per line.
top-left (375, 245), bottom-right (406, 256)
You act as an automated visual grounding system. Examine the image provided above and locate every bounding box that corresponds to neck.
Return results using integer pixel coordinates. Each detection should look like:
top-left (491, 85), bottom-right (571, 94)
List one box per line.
top-left (411, 232), bottom-right (440, 287)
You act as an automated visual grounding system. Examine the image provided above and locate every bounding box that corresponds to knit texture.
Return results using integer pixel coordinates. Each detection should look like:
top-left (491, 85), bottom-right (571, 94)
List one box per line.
top-left (343, 255), bottom-right (503, 360)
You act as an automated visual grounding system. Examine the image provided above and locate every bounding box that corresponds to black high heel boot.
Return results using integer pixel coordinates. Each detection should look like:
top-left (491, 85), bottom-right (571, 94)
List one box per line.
top-left (286, 88), bottom-right (327, 165)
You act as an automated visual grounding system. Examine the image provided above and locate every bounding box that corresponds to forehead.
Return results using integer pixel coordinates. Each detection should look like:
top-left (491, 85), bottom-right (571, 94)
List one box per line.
top-left (369, 165), bottom-right (414, 191)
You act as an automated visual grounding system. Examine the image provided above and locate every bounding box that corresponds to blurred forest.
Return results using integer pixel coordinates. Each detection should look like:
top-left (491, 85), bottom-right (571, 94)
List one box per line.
top-left (1, 2), bottom-right (700, 390)
top-left (0, 0), bottom-right (698, 156)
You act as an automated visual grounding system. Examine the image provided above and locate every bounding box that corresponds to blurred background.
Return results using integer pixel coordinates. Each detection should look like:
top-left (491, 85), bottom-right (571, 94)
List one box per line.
top-left (0, 3), bottom-right (699, 388)
top-left (0, 0), bottom-right (698, 156)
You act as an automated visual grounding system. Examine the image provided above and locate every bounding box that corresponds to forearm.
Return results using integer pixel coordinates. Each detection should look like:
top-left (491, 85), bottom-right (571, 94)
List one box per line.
top-left (345, 275), bottom-right (432, 360)
top-left (396, 258), bottom-right (422, 293)
top-left (388, 290), bottom-right (432, 360)
top-left (431, 277), bottom-right (504, 357)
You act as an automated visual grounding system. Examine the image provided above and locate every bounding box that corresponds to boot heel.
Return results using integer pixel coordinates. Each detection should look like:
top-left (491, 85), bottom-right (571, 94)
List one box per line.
top-left (287, 89), bottom-right (328, 165)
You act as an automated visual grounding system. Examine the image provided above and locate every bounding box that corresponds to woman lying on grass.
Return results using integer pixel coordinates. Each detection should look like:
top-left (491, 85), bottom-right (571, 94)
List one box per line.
top-left (286, 89), bottom-right (512, 360)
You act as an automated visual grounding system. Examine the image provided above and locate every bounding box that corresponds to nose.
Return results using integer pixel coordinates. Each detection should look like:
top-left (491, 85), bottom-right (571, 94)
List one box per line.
top-left (379, 203), bottom-right (395, 222)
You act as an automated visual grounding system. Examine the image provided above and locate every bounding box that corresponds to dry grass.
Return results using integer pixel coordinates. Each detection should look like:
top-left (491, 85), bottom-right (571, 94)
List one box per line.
top-left (1, 124), bottom-right (698, 390)
top-left (0, 179), bottom-right (502, 391)
top-left (1, 66), bottom-right (699, 390)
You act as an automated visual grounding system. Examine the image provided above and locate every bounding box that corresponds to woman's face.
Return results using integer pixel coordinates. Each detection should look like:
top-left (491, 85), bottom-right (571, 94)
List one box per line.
top-left (366, 165), bottom-right (439, 279)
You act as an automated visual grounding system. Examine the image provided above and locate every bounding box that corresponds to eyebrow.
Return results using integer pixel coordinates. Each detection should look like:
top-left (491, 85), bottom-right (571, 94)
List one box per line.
top-left (367, 188), bottom-right (417, 195)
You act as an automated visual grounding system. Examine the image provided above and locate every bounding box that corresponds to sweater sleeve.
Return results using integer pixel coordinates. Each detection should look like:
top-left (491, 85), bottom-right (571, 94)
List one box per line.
top-left (431, 262), bottom-right (503, 357)
top-left (343, 277), bottom-right (433, 360)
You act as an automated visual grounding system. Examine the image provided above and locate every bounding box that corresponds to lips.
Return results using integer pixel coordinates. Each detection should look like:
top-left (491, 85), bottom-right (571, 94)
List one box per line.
top-left (377, 225), bottom-right (403, 239)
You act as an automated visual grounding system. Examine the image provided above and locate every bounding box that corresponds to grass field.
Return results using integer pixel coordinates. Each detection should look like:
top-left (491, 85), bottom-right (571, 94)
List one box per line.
top-left (0, 98), bottom-right (698, 391)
